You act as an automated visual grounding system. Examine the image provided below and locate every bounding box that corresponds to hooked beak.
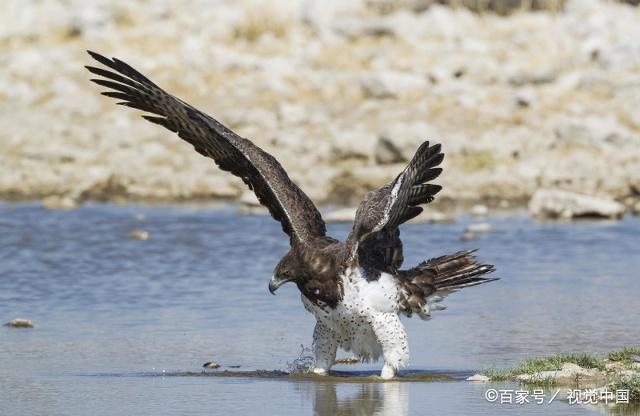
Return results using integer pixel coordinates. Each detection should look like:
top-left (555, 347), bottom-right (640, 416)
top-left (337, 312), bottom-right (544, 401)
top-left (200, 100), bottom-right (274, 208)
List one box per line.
top-left (269, 276), bottom-right (294, 295)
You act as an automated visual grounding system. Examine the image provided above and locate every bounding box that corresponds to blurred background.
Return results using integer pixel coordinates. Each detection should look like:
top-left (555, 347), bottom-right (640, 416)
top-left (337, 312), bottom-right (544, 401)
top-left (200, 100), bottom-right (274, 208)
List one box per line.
top-left (1, 0), bottom-right (639, 217)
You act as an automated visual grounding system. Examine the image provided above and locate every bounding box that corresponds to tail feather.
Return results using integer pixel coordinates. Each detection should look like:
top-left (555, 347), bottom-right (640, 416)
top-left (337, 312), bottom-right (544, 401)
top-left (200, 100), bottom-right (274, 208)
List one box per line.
top-left (397, 249), bottom-right (497, 319)
top-left (425, 249), bottom-right (497, 292)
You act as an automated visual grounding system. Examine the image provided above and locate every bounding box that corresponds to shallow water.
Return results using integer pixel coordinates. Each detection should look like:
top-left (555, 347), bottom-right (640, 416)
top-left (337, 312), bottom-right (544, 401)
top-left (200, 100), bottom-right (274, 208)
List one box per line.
top-left (1, 202), bottom-right (638, 415)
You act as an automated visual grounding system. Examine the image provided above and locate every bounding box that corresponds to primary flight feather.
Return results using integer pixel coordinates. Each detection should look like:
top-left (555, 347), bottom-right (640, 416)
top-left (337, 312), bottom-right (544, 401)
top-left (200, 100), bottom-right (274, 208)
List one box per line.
top-left (86, 51), bottom-right (497, 379)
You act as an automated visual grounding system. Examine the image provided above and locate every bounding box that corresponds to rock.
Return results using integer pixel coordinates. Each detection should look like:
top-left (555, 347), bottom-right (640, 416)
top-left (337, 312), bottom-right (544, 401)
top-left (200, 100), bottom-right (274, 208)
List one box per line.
top-left (2, 0), bottom-right (640, 208)
top-left (42, 195), bottom-right (78, 210)
top-left (561, 363), bottom-right (583, 375)
top-left (470, 204), bottom-right (488, 217)
top-left (508, 67), bottom-right (557, 86)
top-left (4, 318), bottom-right (34, 328)
top-left (324, 207), bottom-right (357, 223)
top-left (360, 71), bottom-right (427, 99)
top-left (202, 361), bottom-right (220, 369)
top-left (516, 370), bottom-right (559, 382)
top-left (528, 189), bottom-right (625, 220)
top-left (606, 362), bottom-right (626, 371)
top-left (460, 231), bottom-right (477, 241)
top-left (375, 122), bottom-right (441, 164)
top-left (513, 87), bottom-right (537, 108)
top-left (129, 230), bottom-right (150, 240)
top-left (278, 103), bottom-right (307, 125)
top-left (517, 362), bottom-right (602, 383)
top-left (465, 223), bottom-right (492, 233)
top-left (553, 116), bottom-right (639, 148)
top-left (333, 19), bottom-right (396, 39)
top-left (329, 129), bottom-right (376, 162)
top-left (466, 374), bottom-right (490, 382)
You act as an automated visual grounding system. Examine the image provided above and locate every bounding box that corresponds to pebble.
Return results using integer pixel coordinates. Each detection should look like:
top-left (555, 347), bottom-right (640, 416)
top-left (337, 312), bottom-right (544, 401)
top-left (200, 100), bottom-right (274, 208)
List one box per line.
top-left (464, 223), bottom-right (492, 233)
top-left (3, 318), bottom-right (34, 328)
top-left (129, 230), bottom-right (150, 240)
top-left (42, 195), bottom-right (78, 210)
top-left (460, 231), bottom-right (477, 241)
top-left (470, 204), bottom-right (488, 217)
top-left (466, 374), bottom-right (490, 382)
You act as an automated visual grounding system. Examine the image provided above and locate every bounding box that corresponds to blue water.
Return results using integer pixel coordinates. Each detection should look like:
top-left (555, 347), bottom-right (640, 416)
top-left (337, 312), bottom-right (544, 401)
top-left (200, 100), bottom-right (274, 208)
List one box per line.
top-left (1, 202), bottom-right (638, 415)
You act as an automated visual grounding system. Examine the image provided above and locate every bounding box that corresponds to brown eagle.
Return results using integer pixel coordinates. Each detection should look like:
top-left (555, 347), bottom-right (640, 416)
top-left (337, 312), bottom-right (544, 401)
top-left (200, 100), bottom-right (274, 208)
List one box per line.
top-left (86, 51), bottom-right (497, 379)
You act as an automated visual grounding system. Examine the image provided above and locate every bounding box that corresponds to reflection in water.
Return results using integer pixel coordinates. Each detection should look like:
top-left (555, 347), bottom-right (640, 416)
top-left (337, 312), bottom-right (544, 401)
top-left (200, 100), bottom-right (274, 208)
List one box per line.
top-left (313, 382), bottom-right (408, 416)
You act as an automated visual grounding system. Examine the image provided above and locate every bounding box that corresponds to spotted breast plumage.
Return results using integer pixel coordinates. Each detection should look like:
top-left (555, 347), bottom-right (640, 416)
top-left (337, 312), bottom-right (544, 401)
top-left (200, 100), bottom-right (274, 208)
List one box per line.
top-left (86, 51), bottom-right (498, 379)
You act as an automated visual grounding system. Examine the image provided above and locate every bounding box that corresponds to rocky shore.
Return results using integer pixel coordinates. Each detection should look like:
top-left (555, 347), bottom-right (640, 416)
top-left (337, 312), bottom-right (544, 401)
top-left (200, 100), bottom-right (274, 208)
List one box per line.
top-left (469, 349), bottom-right (640, 404)
top-left (1, 0), bottom-right (639, 216)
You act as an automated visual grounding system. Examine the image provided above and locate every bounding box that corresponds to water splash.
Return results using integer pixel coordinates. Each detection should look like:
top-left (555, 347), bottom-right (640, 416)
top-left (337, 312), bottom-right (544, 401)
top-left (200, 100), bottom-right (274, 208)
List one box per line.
top-left (286, 344), bottom-right (314, 374)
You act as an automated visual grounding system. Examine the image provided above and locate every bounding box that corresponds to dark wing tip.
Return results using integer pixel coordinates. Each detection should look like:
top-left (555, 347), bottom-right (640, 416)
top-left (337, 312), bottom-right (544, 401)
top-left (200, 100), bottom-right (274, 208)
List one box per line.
top-left (87, 50), bottom-right (113, 66)
top-left (429, 184), bottom-right (443, 195)
top-left (417, 140), bottom-right (431, 152)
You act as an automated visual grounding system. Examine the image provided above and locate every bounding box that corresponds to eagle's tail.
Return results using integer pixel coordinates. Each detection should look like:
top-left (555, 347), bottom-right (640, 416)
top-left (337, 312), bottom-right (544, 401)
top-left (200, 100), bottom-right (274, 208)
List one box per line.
top-left (426, 249), bottom-right (497, 292)
top-left (397, 249), bottom-right (497, 319)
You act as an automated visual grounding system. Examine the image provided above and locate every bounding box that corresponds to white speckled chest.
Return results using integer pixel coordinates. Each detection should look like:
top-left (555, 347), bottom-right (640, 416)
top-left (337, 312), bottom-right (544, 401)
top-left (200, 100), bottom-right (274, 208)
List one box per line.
top-left (302, 270), bottom-right (401, 361)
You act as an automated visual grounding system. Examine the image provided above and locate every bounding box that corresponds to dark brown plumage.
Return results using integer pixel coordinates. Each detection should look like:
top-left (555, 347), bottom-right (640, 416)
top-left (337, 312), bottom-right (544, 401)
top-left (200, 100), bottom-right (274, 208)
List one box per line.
top-left (344, 141), bottom-right (444, 279)
top-left (396, 250), bottom-right (497, 317)
top-left (85, 50), bottom-right (496, 312)
top-left (86, 51), bottom-right (325, 244)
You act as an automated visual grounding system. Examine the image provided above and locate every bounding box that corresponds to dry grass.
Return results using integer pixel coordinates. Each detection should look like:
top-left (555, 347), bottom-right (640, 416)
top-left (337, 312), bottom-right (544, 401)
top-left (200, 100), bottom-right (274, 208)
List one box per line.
top-left (367, 0), bottom-right (567, 15)
top-left (232, 9), bottom-right (290, 42)
top-left (445, 0), bottom-right (565, 14)
top-left (610, 376), bottom-right (640, 403)
top-left (461, 149), bottom-right (497, 171)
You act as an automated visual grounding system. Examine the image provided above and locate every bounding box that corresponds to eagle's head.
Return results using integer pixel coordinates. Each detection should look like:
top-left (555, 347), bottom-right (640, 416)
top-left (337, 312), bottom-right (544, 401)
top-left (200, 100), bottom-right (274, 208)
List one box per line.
top-left (269, 250), bottom-right (300, 295)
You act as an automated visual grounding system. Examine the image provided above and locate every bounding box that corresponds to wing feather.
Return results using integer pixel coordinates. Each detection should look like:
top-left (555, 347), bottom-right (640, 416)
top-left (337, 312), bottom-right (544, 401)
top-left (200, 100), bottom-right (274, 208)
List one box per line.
top-left (86, 51), bottom-right (326, 243)
top-left (345, 141), bottom-right (444, 274)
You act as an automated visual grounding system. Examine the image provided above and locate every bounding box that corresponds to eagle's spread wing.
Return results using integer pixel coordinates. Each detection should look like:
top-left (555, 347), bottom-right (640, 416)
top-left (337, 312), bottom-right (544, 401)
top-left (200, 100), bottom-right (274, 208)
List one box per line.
top-left (85, 51), bottom-right (326, 243)
top-left (344, 141), bottom-right (443, 275)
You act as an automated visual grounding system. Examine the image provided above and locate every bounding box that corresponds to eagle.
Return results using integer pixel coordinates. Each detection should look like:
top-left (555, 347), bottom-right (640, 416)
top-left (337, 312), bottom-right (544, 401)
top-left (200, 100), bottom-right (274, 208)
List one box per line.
top-left (86, 51), bottom-right (497, 379)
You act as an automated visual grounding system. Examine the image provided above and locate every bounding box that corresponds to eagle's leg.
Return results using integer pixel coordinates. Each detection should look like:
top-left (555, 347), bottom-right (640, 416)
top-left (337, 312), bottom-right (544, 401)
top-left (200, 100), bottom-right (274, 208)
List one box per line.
top-left (371, 312), bottom-right (409, 380)
top-left (311, 321), bottom-right (337, 375)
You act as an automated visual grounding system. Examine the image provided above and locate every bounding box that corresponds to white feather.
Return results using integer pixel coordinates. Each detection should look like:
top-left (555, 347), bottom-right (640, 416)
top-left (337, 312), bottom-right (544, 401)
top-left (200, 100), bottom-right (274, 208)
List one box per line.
top-left (303, 269), bottom-right (409, 369)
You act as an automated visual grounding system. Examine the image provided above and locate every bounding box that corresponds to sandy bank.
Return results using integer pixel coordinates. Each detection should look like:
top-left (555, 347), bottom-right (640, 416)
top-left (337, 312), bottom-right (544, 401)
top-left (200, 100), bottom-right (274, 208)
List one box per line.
top-left (1, 0), bottom-right (639, 213)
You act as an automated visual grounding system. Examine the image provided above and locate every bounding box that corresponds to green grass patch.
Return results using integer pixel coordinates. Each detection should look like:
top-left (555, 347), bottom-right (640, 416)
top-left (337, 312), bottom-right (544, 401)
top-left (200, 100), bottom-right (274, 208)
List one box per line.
top-left (481, 367), bottom-right (513, 381)
top-left (608, 348), bottom-right (640, 363)
top-left (610, 375), bottom-right (640, 403)
top-left (482, 352), bottom-right (606, 381)
top-left (514, 353), bottom-right (606, 374)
